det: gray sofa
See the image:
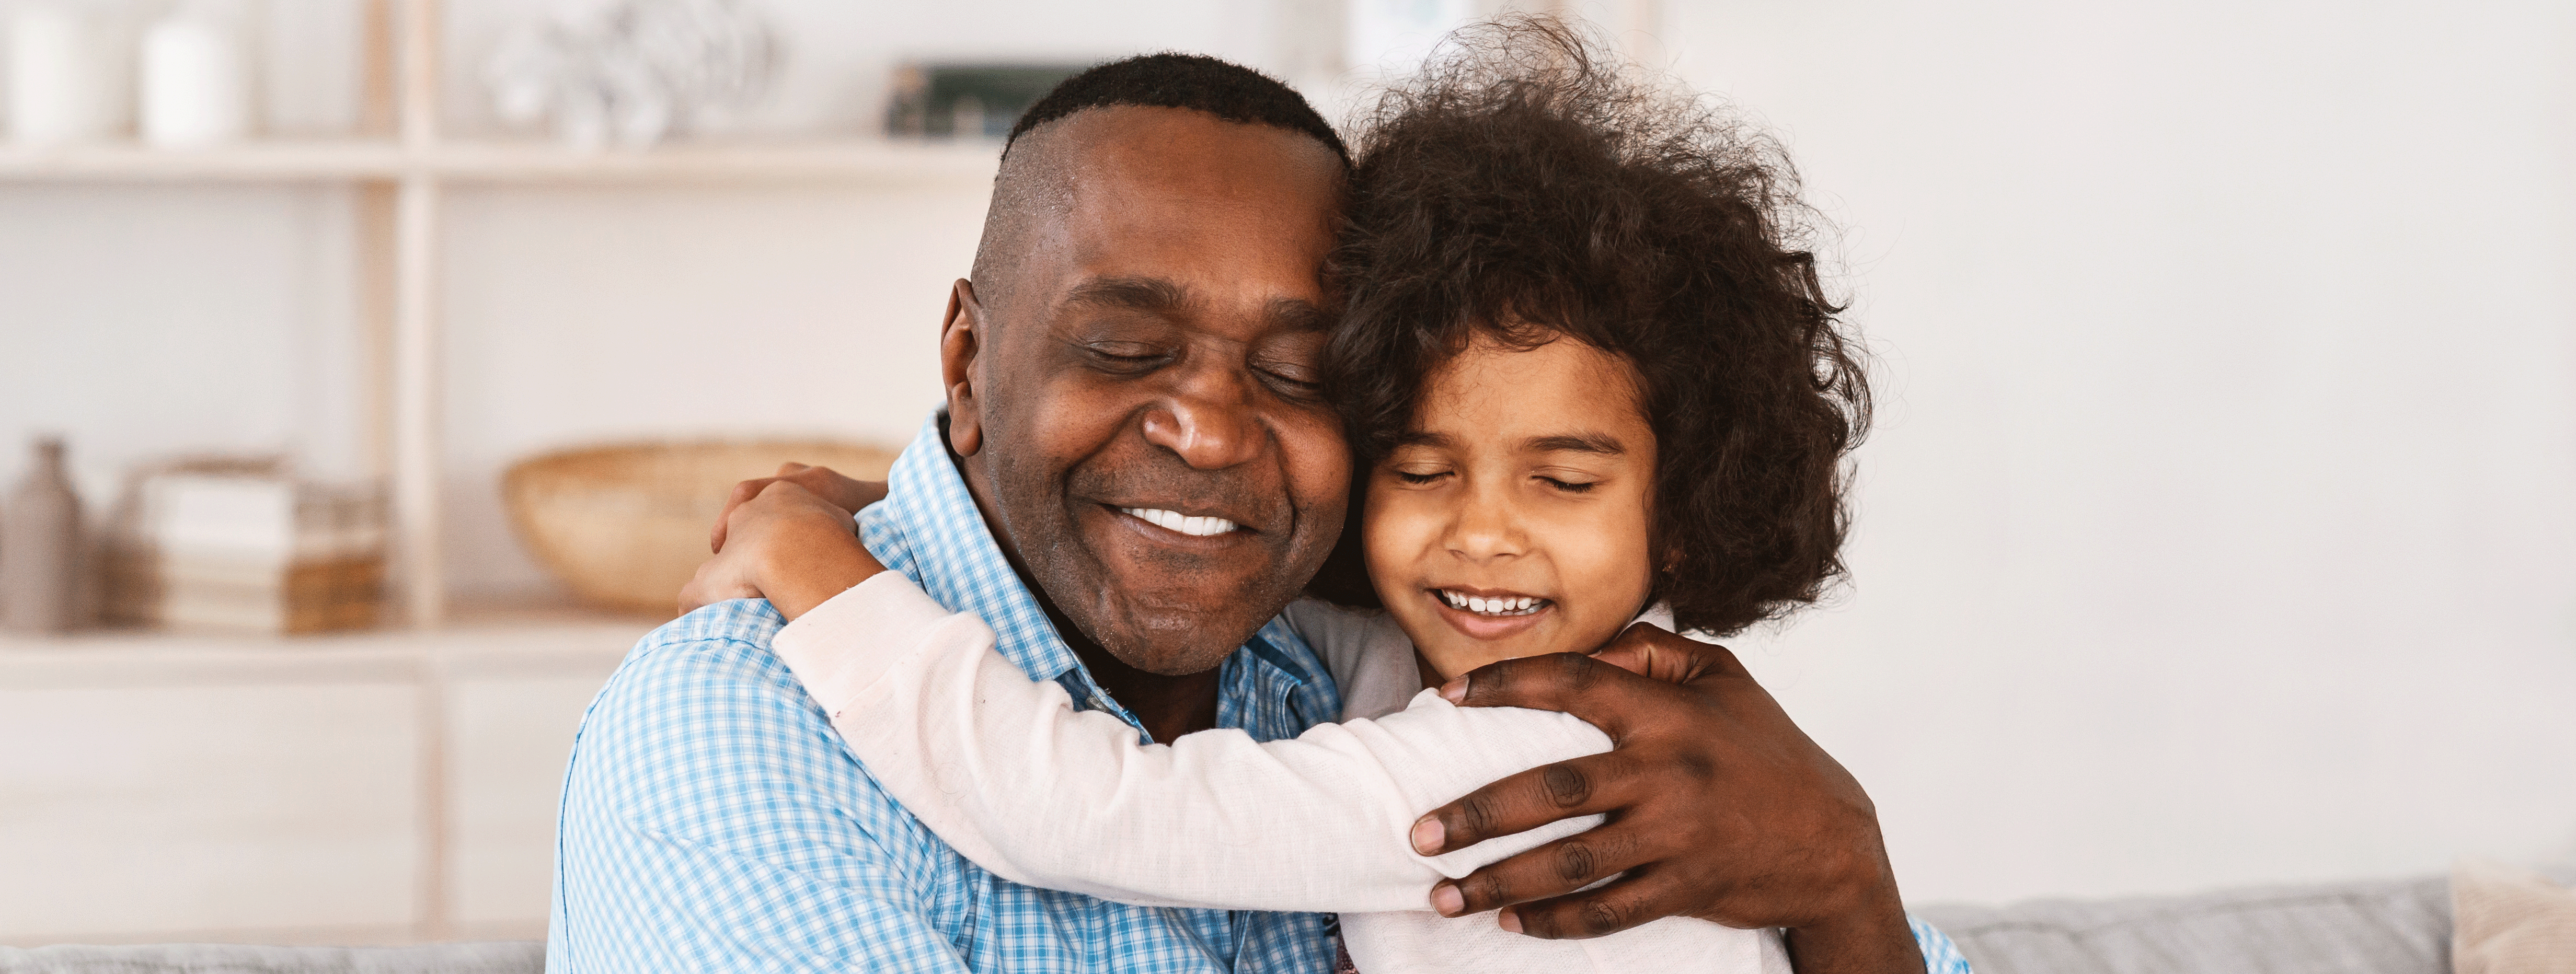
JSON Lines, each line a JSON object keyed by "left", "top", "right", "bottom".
{"left": 8, "top": 867, "right": 2559, "bottom": 973}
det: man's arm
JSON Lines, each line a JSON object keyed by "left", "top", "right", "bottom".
{"left": 1407, "top": 624, "right": 1956, "bottom": 973}
{"left": 550, "top": 604, "right": 969, "bottom": 973}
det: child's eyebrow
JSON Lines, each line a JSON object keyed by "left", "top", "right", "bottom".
{"left": 1525, "top": 433, "right": 1626, "bottom": 456}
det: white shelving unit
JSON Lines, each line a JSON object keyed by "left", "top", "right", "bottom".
{"left": 0, "top": 0, "right": 999, "bottom": 629}
{"left": 0, "top": 0, "right": 999, "bottom": 944}
{"left": 0, "top": 603, "right": 648, "bottom": 944}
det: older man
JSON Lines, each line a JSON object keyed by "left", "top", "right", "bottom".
{"left": 550, "top": 54, "right": 1957, "bottom": 972}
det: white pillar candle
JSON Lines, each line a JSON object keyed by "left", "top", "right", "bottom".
{"left": 140, "top": 6, "right": 251, "bottom": 147}
{"left": 7, "top": 6, "right": 119, "bottom": 146}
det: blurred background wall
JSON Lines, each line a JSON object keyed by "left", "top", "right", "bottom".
{"left": 1, "top": 0, "right": 2569, "bottom": 919}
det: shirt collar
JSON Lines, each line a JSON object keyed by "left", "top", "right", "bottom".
{"left": 860, "top": 412, "right": 1084, "bottom": 686}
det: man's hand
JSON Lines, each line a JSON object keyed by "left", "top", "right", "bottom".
{"left": 709, "top": 463, "right": 890, "bottom": 554}
{"left": 679, "top": 478, "right": 887, "bottom": 620}
{"left": 1411, "top": 623, "right": 1922, "bottom": 972}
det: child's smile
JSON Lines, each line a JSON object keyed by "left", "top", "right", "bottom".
{"left": 1428, "top": 585, "right": 1555, "bottom": 639}
{"left": 1364, "top": 329, "right": 1661, "bottom": 680}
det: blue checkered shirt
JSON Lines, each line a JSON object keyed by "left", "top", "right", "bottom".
{"left": 548, "top": 411, "right": 1975, "bottom": 973}
{"left": 548, "top": 413, "right": 1344, "bottom": 972}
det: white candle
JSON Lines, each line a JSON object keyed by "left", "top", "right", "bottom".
{"left": 7, "top": 6, "right": 119, "bottom": 146}
{"left": 141, "top": 6, "right": 251, "bottom": 147}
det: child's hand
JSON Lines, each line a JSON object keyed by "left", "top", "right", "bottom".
{"left": 709, "top": 462, "right": 889, "bottom": 554}
{"left": 679, "top": 480, "right": 886, "bottom": 620}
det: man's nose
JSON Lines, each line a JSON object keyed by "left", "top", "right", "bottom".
{"left": 1445, "top": 483, "right": 1527, "bottom": 562}
{"left": 1140, "top": 366, "right": 1264, "bottom": 470}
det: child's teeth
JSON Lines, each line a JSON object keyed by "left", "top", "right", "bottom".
{"left": 1439, "top": 590, "right": 1548, "bottom": 616}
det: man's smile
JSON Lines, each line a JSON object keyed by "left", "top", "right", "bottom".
{"left": 1116, "top": 506, "right": 1243, "bottom": 537}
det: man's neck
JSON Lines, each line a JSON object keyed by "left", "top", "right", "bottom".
{"left": 950, "top": 433, "right": 1225, "bottom": 743}
{"left": 1055, "top": 612, "right": 1222, "bottom": 744}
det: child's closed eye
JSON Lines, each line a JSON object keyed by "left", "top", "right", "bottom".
{"left": 1536, "top": 475, "right": 1598, "bottom": 494}
{"left": 1392, "top": 469, "right": 1452, "bottom": 486}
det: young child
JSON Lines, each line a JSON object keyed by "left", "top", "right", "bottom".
{"left": 710, "top": 20, "right": 1923, "bottom": 974}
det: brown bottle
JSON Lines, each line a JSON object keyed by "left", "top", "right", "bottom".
{"left": 2, "top": 438, "right": 85, "bottom": 635}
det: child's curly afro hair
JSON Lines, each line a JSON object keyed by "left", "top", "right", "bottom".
{"left": 1312, "top": 16, "right": 1871, "bottom": 637}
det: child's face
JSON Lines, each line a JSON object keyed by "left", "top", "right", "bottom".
{"left": 1362, "top": 331, "right": 1660, "bottom": 680}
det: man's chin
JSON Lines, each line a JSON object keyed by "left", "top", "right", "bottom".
{"left": 1091, "top": 595, "right": 1277, "bottom": 675}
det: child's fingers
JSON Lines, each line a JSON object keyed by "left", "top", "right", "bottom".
{"left": 709, "top": 476, "right": 781, "bottom": 552}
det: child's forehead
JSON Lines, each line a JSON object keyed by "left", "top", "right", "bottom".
{"left": 1425, "top": 330, "right": 1642, "bottom": 403}
{"left": 1407, "top": 332, "right": 1652, "bottom": 443}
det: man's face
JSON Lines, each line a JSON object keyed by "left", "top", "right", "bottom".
{"left": 946, "top": 107, "right": 1351, "bottom": 676}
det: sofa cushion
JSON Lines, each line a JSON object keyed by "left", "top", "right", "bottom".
{"left": 2452, "top": 859, "right": 2576, "bottom": 974}
{"left": 1913, "top": 876, "right": 2457, "bottom": 974}
{"left": 0, "top": 941, "right": 541, "bottom": 974}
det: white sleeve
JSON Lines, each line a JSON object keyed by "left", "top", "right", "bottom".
{"left": 772, "top": 572, "right": 1612, "bottom": 914}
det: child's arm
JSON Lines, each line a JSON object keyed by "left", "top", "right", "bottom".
{"left": 774, "top": 574, "right": 1614, "bottom": 914}
{"left": 681, "top": 474, "right": 887, "bottom": 619}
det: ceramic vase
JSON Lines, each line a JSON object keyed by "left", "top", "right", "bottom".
{"left": 2, "top": 438, "right": 85, "bottom": 635}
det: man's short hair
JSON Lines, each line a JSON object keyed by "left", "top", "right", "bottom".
{"left": 1003, "top": 53, "right": 1349, "bottom": 166}
{"left": 969, "top": 54, "right": 1348, "bottom": 317}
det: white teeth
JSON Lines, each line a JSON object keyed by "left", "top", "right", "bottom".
{"left": 1436, "top": 589, "right": 1546, "bottom": 617}
{"left": 1120, "top": 507, "right": 1237, "bottom": 537}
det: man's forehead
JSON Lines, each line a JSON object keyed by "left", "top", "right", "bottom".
{"left": 1014, "top": 106, "right": 1343, "bottom": 218}
{"left": 1007, "top": 107, "right": 1343, "bottom": 318}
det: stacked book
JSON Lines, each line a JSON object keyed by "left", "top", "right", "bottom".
{"left": 105, "top": 473, "right": 386, "bottom": 634}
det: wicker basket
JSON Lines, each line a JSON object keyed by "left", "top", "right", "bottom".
{"left": 502, "top": 440, "right": 900, "bottom": 613}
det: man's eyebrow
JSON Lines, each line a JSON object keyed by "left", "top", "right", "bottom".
{"left": 1263, "top": 297, "right": 1330, "bottom": 333}
{"left": 1526, "top": 433, "right": 1626, "bottom": 456}
{"left": 1063, "top": 276, "right": 1194, "bottom": 314}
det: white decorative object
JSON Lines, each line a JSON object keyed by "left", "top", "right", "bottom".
{"left": 7, "top": 5, "right": 124, "bottom": 146}
{"left": 140, "top": 2, "right": 253, "bottom": 148}
{"left": 484, "top": 0, "right": 781, "bottom": 150}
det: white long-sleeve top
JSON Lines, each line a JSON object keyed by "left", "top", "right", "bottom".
{"left": 772, "top": 572, "right": 1790, "bottom": 974}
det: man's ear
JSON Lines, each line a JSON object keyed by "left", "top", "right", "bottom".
{"left": 941, "top": 279, "right": 987, "bottom": 457}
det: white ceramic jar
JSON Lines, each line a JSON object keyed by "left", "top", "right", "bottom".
{"left": 140, "top": 3, "right": 252, "bottom": 147}
{"left": 6, "top": 5, "right": 125, "bottom": 146}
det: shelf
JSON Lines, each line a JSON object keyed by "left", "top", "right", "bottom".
{"left": 430, "top": 138, "right": 1002, "bottom": 184}
{"left": 0, "top": 137, "right": 1002, "bottom": 185}
{"left": 0, "top": 598, "right": 657, "bottom": 689}
{"left": 0, "top": 140, "right": 408, "bottom": 181}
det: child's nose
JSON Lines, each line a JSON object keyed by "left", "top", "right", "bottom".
{"left": 1445, "top": 489, "right": 1527, "bottom": 561}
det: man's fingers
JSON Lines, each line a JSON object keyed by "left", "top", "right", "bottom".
{"left": 1447, "top": 652, "right": 1682, "bottom": 740}
{"left": 1496, "top": 870, "right": 1687, "bottom": 941}
{"left": 1413, "top": 751, "right": 1643, "bottom": 855}
{"left": 1429, "top": 821, "right": 1654, "bottom": 918}
{"left": 1585, "top": 623, "right": 1742, "bottom": 686}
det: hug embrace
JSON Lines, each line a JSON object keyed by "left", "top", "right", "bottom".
{"left": 550, "top": 17, "right": 1975, "bottom": 974}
